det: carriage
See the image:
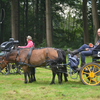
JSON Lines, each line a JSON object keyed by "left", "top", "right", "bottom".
{"left": 60, "top": 50, "right": 100, "bottom": 86}
{"left": 0, "top": 38, "right": 22, "bottom": 75}
{"left": 0, "top": 42, "right": 100, "bottom": 86}
{"left": 0, "top": 38, "right": 100, "bottom": 86}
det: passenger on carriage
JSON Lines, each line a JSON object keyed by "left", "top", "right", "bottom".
{"left": 67, "top": 28, "right": 100, "bottom": 67}
{"left": 18, "top": 35, "right": 34, "bottom": 48}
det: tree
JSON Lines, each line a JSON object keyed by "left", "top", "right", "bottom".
{"left": 11, "top": 0, "right": 19, "bottom": 40}
{"left": 91, "top": 0, "right": 99, "bottom": 43}
{"left": 0, "top": 8, "right": 5, "bottom": 43}
{"left": 46, "top": 0, "right": 52, "bottom": 47}
{"left": 83, "top": 0, "right": 89, "bottom": 44}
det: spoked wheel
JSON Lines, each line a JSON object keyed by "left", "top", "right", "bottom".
{"left": 80, "top": 62, "right": 100, "bottom": 86}
{"left": 0, "top": 63, "right": 23, "bottom": 75}
{"left": 0, "top": 63, "right": 10, "bottom": 75}
{"left": 8, "top": 63, "right": 23, "bottom": 74}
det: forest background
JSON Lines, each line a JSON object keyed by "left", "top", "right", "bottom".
{"left": 0, "top": 0, "right": 100, "bottom": 50}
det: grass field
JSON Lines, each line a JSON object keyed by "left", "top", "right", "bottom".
{"left": 0, "top": 57, "right": 100, "bottom": 100}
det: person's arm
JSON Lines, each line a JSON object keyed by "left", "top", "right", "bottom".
{"left": 19, "top": 41, "right": 34, "bottom": 48}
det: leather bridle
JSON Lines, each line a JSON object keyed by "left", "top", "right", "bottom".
{"left": 0, "top": 59, "right": 6, "bottom": 70}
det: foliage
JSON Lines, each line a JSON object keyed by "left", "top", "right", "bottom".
{"left": 0, "top": 0, "right": 100, "bottom": 49}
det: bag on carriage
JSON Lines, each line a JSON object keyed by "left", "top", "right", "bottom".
{"left": 69, "top": 55, "right": 79, "bottom": 69}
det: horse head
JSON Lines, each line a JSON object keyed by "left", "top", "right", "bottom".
{"left": 0, "top": 49, "right": 18, "bottom": 70}
{"left": 0, "top": 56, "right": 8, "bottom": 70}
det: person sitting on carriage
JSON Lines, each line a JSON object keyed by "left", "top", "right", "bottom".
{"left": 18, "top": 35, "right": 34, "bottom": 48}
{"left": 67, "top": 28, "right": 100, "bottom": 67}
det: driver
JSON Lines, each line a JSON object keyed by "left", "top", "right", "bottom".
{"left": 67, "top": 28, "right": 100, "bottom": 67}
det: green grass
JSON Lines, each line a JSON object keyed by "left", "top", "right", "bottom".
{"left": 0, "top": 57, "right": 100, "bottom": 100}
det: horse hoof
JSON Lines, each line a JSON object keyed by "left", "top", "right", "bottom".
{"left": 65, "top": 79, "right": 68, "bottom": 82}
{"left": 24, "top": 82, "right": 27, "bottom": 84}
{"left": 29, "top": 81, "right": 32, "bottom": 83}
{"left": 59, "top": 81, "right": 62, "bottom": 84}
{"left": 50, "top": 82, "right": 55, "bottom": 85}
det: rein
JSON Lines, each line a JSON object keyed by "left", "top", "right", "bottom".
{"left": 15, "top": 47, "right": 34, "bottom": 66}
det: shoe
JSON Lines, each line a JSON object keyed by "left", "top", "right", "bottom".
{"left": 67, "top": 49, "right": 79, "bottom": 56}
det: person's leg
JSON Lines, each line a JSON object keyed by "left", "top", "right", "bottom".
{"left": 81, "top": 50, "right": 92, "bottom": 67}
{"left": 78, "top": 44, "right": 89, "bottom": 52}
{"left": 67, "top": 44, "right": 89, "bottom": 56}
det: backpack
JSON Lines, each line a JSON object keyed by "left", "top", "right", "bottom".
{"left": 69, "top": 55, "right": 79, "bottom": 68}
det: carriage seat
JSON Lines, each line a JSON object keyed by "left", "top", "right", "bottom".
{"left": 92, "top": 48, "right": 100, "bottom": 61}
{"left": 0, "top": 38, "right": 19, "bottom": 52}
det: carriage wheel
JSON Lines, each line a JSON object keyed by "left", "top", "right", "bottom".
{"left": 1, "top": 63, "right": 23, "bottom": 75}
{"left": 0, "top": 63, "right": 10, "bottom": 75}
{"left": 8, "top": 63, "right": 23, "bottom": 74}
{"left": 79, "top": 62, "right": 100, "bottom": 86}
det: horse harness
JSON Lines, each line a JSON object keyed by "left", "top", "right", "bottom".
{"left": 0, "top": 47, "right": 57, "bottom": 69}
{"left": 15, "top": 47, "right": 51, "bottom": 67}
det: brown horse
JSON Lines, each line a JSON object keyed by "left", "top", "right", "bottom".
{"left": 0, "top": 47, "right": 67, "bottom": 84}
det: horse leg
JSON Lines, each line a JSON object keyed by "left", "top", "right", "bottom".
{"left": 23, "top": 66, "right": 32, "bottom": 83}
{"left": 30, "top": 67, "right": 36, "bottom": 82}
{"left": 50, "top": 71, "right": 56, "bottom": 84}
{"left": 30, "top": 67, "right": 34, "bottom": 82}
{"left": 61, "top": 72, "right": 62, "bottom": 82}
{"left": 63, "top": 65, "right": 68, "bottom": 82}
{"left": 57, "top": 72, "right": 62, "bottom": 84}
{"left": 62, "top": 54, "right": 68, "bottom": 82}
{"left": 58, "top": 65, "right": 63, "bottom": 82}
{"left": 24, "top": 72, "right": 28, "bottom": 84}
{"left": 27, "top": 72, "right": 32, "bottom": 83}
{"left": 33, "top": 68, "right": 36, "bottom": 81}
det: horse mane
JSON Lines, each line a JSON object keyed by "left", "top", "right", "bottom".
{"left": 47, "top": 49, "right": 64, "bottom": 66}
{"left": 3, "top": 48, "right": 22, "bottom": 60}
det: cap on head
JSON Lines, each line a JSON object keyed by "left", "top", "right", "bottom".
{"left": 27, "top": 35, "right": 32, "bottom": 40}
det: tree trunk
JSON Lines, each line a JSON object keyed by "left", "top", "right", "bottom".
{"left": 18, "top": 0, "right": 20, "bottom": 42}
{"left": 46, "top": 0, "right": 52, "bottom": 47}
{"left": 26, "top": 0, "right": 28, "bottom": 35}
{"left": 36, "top": 0, "right": 39, "bottom": 40}
{"left": 0, "top": 7, "right": 5, "bottom": 43}
{"left": 32, "top": 0, "right": 35, "bottom": 40}
{"left": 22, "top": 0, "right": 25, "bottom": 44}
{"left": 91, "top": 0, "right": 99, "bottom": 43}
{"left": 83, "top": 0, "right": 89, "bottom": 44}
{"left": 11, "top": 0, "right": 19, "bottom": 40}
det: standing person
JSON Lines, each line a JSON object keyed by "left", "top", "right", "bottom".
{"left": 18, "top": 35, "right": 34, "bottom": 48}
{"left": 67, "top": 28, "right": 100, "bottom": 67}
